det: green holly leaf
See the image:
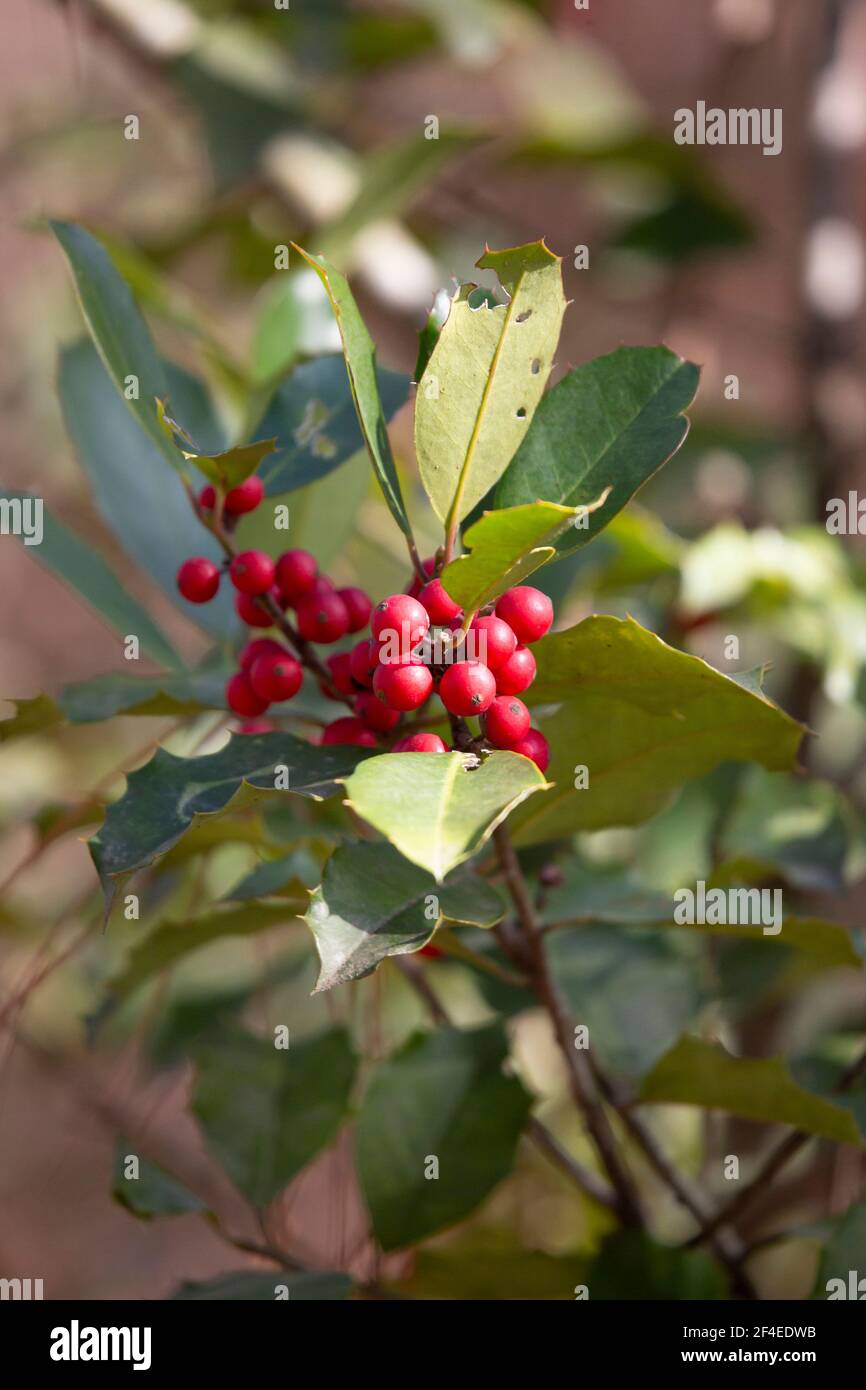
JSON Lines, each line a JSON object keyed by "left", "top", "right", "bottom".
{"left": 57, "top": 665, "right": 234, "bottom": 724}
{"left": 292, "top": 246, "right": 412, "bottom": 539}
{"left": 343, "top": 751, "right": 549, "bottom": 881}
{"left": 192, "top": 1027, "right": 356, "bottom": 1206}
{"left": 112, "top": 1142, "right": 204, "bottom": 1220}
{"left": 547, "top": 927, "right": 703, "bottom": 1078}
{"left": 356, "top": 1023, "right": 532, "bottom": 1249}
{"left": 511, "top": 616, "right": 803, "bottom": 845}
{"left": 0, "top": 490, "right": 181, "bottom": 670}
{"left": 441, "top": 498, "right": 607, "bottom": 614}
{"left": 494, "top": 347, "right": 699, "bottom": 557}
{"left": 415, "top": 241, "right": 566, "bottom": 528}
{"left": 640, "top": 1036, "right": 866, "bottom": 1147}
{"left": 157, "top": 400, "right": 276, "bottom": 490}
{"left": 89, "top": 734, "right": 375, "bottom": 914}
{"left": 305, "top": 841, "right": 506, "bottom": 991}
{"left": 253, "top": 356, "right": 410, "bottom": 495}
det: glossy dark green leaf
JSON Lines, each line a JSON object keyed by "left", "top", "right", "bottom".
{"left": 588, "top": 1231, "right": 725, "bottom": 1300}
{"left": 0, "top": 490, "right": 180, "bottom": 669}
{"left": 356, "top": 1023, "right": 532, "bottom": 1249}
{"left": 192, "top": 1027, "right": 356, "bottom": 1206}
{"left": 58, "top": 340, "right": 237, "bottom": 639}
{"left": 228, "top": 849, "right": 322, "bottom": 900}
{"left": 304, "top": 842, "right": 505, "bottom": 991}
{"left": 252, "top": 355, "right": 410, "bottom": 496}
{"left": 89, "top": 733, "right": 375, "bottom": 913}
{"left": 547, "top": 927, "right": 703, "bottom": 1078}
{"left": 494, "top": 347, "right": 699, "bottom": 558}
{"left": 292, "top": 247, "right": 413, "bottom": 538}
{"left": 112, "top": 1142, "right": 204, "bottom": 1220}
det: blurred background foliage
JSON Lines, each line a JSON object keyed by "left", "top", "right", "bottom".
{"left": 3, "top": 0, "right": 866, "bottom": 1299}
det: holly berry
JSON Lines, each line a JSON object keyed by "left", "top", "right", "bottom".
{"left": 177, "top": 557, "right": 220, "bottom": 603}
{"left": 349, "top": 638, "right": 378, "bottom": 689}
{"left": 224, "top": 475, "right": 264, "bottom": 515}
{"left": 495, "top": 586, "right": 553, "bottom": 644}
{"left": 484, "top": 695, "right": 531, "bottom": 748}
{"left": 393, "top": 732, "right": 449, "bottom": 753}
{"left": 439, "top": 660, "right": 496, "bottom": 716}
{"left": 418, "top": 942, "right": 444, "bottom": 958}
{"left": 373, "top": 659, "right": 433, "bottom": 712}
{"left": 235, "top": 590, "right": 277, "bottom": 627}
{"left": 355, "top": 691, "right": 401, "bottom": 733}
{"left": 511, "top": 728, "right": 550, "bottom": 772}
{"left": 295, "top": 590, "right": 350, "bottom": 644}
{"left": 407, "top": 556, "right": 437, "bottom": 598}
{"left": 239, "top": 637, "right": 284, "bottom": 672}
{"left": 238, "top": 719, "right": 274, "bottom": 734}
{"left": 337, "top": 586, "right": 373, "bottom": 633}
{"left": 495, "top": 645, "right": 536, "bottom": 695}
{"left": 322, "top": 652, "right": 356, "bottom": 699}
{"left": 372, "top": 594, "right": 429, "bottom": 657}
{"left": 226, "top": 672, "right": 269, "bottom": 717}
{"left": 419, "top": 579, "right": 462, "bottom": 626}
{"left": 230, "top": 550, "right": 276, "bottom": 595}
{"left": 321, "top": 717, "right": 378, "bottom": 747}
{"left": 471, "top": 614, "right": 517, "bottom": 673}
{"left": 249, "top": 651, "right": 303, "bottom": 703}
{"left": 198, "top": 484, "right": 216, "bottom": 511}
{"left": 276, "top": 549, "right": 318, "bottom": 604}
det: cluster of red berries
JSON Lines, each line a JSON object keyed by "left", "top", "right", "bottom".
{"left": 175, "top": 478, "right": 551, "bottom": 770}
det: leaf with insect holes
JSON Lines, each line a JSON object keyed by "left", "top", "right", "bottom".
{"left": 356, "top": 1023, "right": 532, "bottom": 1250}
{"left": 304, "top": 841, "right": 506, "bottom": 991}
{"left": 415, "top": 242, "right": 566, "bottom": 528}
{"left": 494, "top": 346, "right": 699, "bottom": 558}
{"left": 0, "top": 490, "right": 181, "bottom": 670}
{"left": 441, "top": 496, "right": 609, "bottom": 614}
{"left": 192, "top": 1026, "right": 356, "bottom": 1206}
{"left": 509, "top": 615, "right": 803, "bottom": 846}
{"left": 89, "top": 734, "right": 375, "bottom": 917}
{"left": 343, "top": 751, "right": 550, "bottom": 882}
{"left": 640, "top": 1036, "right": 865, "bottom": 1147}
{"left": 292, "top": 246, "right": 412, "bottom": 539}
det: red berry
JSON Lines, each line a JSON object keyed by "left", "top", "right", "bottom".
{"left": 496, "top": 645, "right": 536, "bottom": 695}
{"left": 418, "top": 942, "right": 444, "bottom": 958}
{"left": 373, "top": 659, "right": 433, "bottom": 712}
{"left": 484, "top": 695, "right": 531, "bottom": 748}
{"left": 337, "top": 586, "right": 373, "bottom": 633}
{"left": 356, "top": 691, "right": 401, "bottom": 733}
{"left": 321, "top": 717, "right": 378, "bottom": 747}
{"left": 322, "top": 652, "right": 355, "bottom": 699}
{"left": 230, "top": 550, "right": 276, "bottom": 595}
{"left": 238, "top": 719, "right": 274, "bottom": 734}
{"left": 235, "top": 590, "right": 277, "bottom": 627}
{"left": 239, "top": 637, "right": 284, "bottom": 672}
{"left": 511, "top": 728, "right": 550, "bottom": 773}
{"left": 407, "top": 557, "right": 437, "bottom": 598}
{"left": 177, "top": 557, "right": 221, "bottom": 603}
{"left": 226, "top": 672, "right": 269, "bottom": 717}
{"left": 439, "top": 661, "right": 496, "bottom": 716}
{"left": 470, "top": 615, "right": 517, "bottom": 672}
{"left": 419, "top": 578, "right": 462, "bottom": 625}
{"left": 372, "top": 594, "right": 430, "bottom": 657}
{"left": 249, "top": 651, "right": 303, "bottom": 702}
{"left": 198, "top": 484, "right": 216, "bottom": 510}
{"left": 296, "top": 590, "right": 350, "bottom": 644}
{"left": 224, "top": 475, "right": 264, "bottom": 515}
{"left": 495, "top": 586, "right": 553, "bottom": 644}
{"left": 393, "top": 732, "right": 449, "bottom": 753}
{"left": 349, "top": 638, "right": 378, "bottom": 689}
{"left": 276, "top": 549, "right": 318, "bottom": 604}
